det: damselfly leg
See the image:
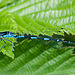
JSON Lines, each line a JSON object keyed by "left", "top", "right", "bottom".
{"left": 0, "top": 37, "right": 6, "bottom": 50}
{"left": 0, "top": 37, "right": 2, "bottom": 42}
{"left": 3, "top": 37, "right": 13, "bottom": 51}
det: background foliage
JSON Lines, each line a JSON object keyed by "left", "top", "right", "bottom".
{"left": 0, "top": 0, "right": 75, "bottom": 75}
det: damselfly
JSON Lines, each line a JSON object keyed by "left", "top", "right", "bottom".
{"left": 0, "top": 31, "right": 75, "bottom": 51}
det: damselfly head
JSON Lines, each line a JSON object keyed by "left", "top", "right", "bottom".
{"left": 8, "top": 31, "right": 13, "bottom": 35}
{"left": 0, "top": 31, "right": 12, "bottom": 36}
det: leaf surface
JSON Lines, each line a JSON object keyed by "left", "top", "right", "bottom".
{"left": 0, "top": 0, "right": 75, "bottom": 75}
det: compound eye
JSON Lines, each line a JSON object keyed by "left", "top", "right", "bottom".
{"left": 8, "top": 31, "right": 13, "bottom": 36}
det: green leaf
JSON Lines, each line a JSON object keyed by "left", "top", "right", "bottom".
{"left": 0, "top": 0, "right": 75, "bottom": 75}
{"left": 0, "top": 0, "right": 14, "bottom": 8}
